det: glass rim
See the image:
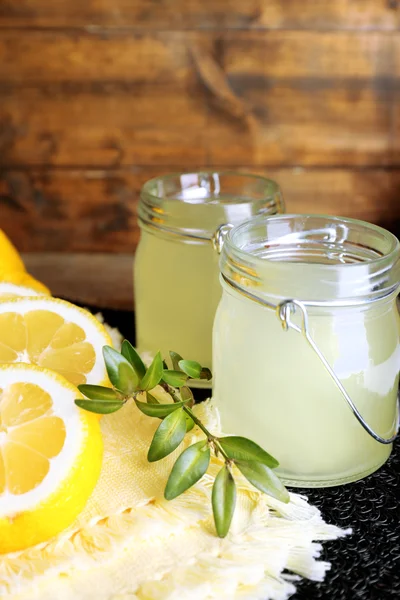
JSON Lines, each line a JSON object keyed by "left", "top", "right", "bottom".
{"left": 140, "top": 170, "right": 282, "bottom": 205}
{"left": 139, "top": 171, "right": 284, "bottom": 240}
{"left": 221, "top": 213, "right": 400, "bottom": 304}
{"left": 227, "top": 213, "right": 400, "bottom": 269}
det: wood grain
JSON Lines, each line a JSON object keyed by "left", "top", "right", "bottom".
{"left": 0, "top": 0, "right": 398, "bottom": 30}
{"left": 0, "top": 85, "right": 393, "bottom": 168}
{"left": 0, "top": 88, "right": 208, "bottom": 167}
{"left": 0, "top": 31, "right": 190, "bottom": 83}
{"left": 1, "top": 29, "right": 393, "bottom": 81}
{"left": 1, "top": 2, "right": 399, "bottom": 265}
{"left": 2, "top": 167, "right": 400, "bottom": 253}
{"left": 0, "top": 31, "right": 397, "bottom": 168}
{"left": 22, "top": 253, "right": 134, "bottom": 310}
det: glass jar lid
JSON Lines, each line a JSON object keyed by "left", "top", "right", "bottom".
{"left": 221, "top": 214, "right": 400, "bottom": 305}
{"left": 139, "top": 171, "right": 284, "bottom": 241}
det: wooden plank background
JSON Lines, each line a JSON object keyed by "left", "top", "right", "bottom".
{"left": 0, "top": 0, "right": 400, "bottom": 306}
{"left": 1, "top": 1, "right": 399, "bottom": 29}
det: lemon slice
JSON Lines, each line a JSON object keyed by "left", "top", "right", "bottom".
{"left": 0, "top": 230, "right": 26, "bottom": 274}
{"left": 0, "top": 297, "right": 112, "bottom": 387}
{"left": 0, "top": 281, "right": 49, "bottom": 301}
{"left": 0, "top": 364, "right": 103, "bottom": 553}
{"left": 0, "top": 270, "right": 50, "bottom": 299}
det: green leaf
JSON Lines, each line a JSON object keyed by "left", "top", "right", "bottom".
{"left": 180, "top": 388, "right": 195, "bottom": 430}
{"left": 78, "top": 384, "right": 118, "bottom": 401}
{"left": 103, "top": 346, "right": 139, "bottom": 394}
{"left": 169, "top": 351, "right": 183, "bottom": 371}
{"left": 121, "top": 340, "right": 146, "bottom": 379}
{"left": 165, "top": 441, "right": 210, "bottom": 500}
{"left": 185, "top": 413, "right": 195, "bottom": 432}
{"left": 235, "top": 461, "right": 289, "bottom": 503}
{"left": 162, "top": 370, "right": 188, "bottom": 388}
{"left": 212, "top": 465, "right": 237, "bottom": 538}
{"left": 139, "top": 352, "right": 163, "bottom": 391}
{"left": 117, "top": 363, "right": 139, "bottom": 395}
{"left": 135, "top": 398, "right": 190, "bottom": 418}
{"left": 75, "top": 398, "right": 124, "bottom": 415}
{"left": 178, "top": 359, "right": 202, "bottom": 379}
{"left": 147, "top": 408, "right": 187, "bottom": 462}
{"left": 219, "top": 436, "right": 279, "bottom": 469}
{"left": 146, "top": 391, "right": 160, "bottom": 404}
{"left": 199, "top": 367, "right": 212, "bottom": 381}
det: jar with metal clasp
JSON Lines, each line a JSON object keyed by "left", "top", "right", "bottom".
{"left": 213, "top": 214, "right": 400, "bottom": 485}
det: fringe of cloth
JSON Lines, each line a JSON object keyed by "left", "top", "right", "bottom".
{"left": 1, "top": 482, "right": 350, "bottom": 600}
{"left": 0, "top": 333, "right": 351, "bottom": 600}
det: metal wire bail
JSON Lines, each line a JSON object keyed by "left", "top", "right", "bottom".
{"left": 212, "top": 224, "right": 234, "bottom": 254}
{"left": 277, "top": 299, "right": 400, "bottom": 445}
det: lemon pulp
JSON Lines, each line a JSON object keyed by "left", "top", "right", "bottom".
{"left": 0, "top": 311, "right": 95, "bottom": 386}
{"left": 0, "top": 383, "right": 66, "bottom": 495}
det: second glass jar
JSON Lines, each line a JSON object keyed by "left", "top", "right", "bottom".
{"left": 213, "top": 214, "right": 400, "bottom": 486}
{"left": 134, "top": 172, "right": 284, "bottom": 385}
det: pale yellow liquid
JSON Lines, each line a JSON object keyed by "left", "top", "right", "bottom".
{"left": 213, "top": 282, "right": 400, "bottom": 486}
{"left": 134, "top": 198, "right": 269, "bottom": 381}
{"left": 135, "top": 231, "right": 220, "bottom": 377}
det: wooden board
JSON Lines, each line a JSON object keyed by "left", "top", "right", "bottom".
{"left": 0, "top": 30, "right": 395, "bottom": 82}
{"left": 22, "top": 253, "right": 134, "bottom": 310}
{"left": 0, "top": 31, "right": 397, "bottom": 168}
{"left": 2, "top": 167, "right": 400, "bottom": 253}
{"left": 0, "top": 31, "right": 190, "bottom": 83}
{"left": 0, "top": 0, "right": 398, "bottom": 30}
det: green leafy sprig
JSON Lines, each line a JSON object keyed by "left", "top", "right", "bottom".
{"left": 75, "top": 340, "right": 289, "bottom": 537}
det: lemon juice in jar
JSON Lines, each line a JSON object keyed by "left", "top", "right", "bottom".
{"left": 134, "top": 172, "right": 284, "bottom": 385}
{"left": 213, "top": 215, "right": 400, "bottom": 486}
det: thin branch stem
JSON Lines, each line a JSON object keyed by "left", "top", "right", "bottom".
{"left": 182, "top": 406, "right": 212, "bottom": 437}
{"left": 182, "top": 406, "right": 231, "bottom": 462}
{"left": 168, "top": 386, "right": 231, "bottom": 461}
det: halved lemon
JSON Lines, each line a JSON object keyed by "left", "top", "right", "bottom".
{"left": 0, "top": 363, "right": 103, "bottom": 553}
{"left": 0, "top": 297, "right": 112, "bottom": 387}
{"left": 0, "top": 230, "right": 26, "bottom": 274}
{"left": 0, "top": 274, "right": 50, "bottom": 300}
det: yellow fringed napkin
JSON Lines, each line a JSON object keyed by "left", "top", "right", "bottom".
{"left": 1, "top": 397, "right": 350, "bottom": 600}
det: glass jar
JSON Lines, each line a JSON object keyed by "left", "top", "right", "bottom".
{"left": 213, "top": 214, "right": 400, "bottom": 486}
{"left": 134, "top": 172, "right": 284, "bottom": 385}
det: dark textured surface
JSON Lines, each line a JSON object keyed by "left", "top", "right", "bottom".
{"left": 295, "top": 444, "right": 400, "bottom": 600}
{"left": 97, "top": 306, "right": 400, "bottom": 600}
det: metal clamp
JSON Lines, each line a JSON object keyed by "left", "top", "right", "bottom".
{"left": 221, "top": 273, "right": 399, "bottom": 445}
{"left": 277, "top": 299, "right": 399, "bottom": 445}
{"left": 212, "top": 224, "right": 234, "bottom": 254}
